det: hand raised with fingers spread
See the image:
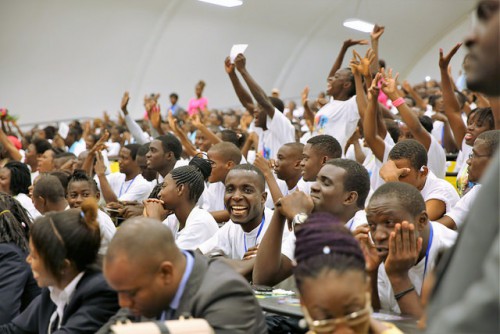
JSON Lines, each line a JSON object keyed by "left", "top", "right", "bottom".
{"left": 224, "top": 56, "right": 235, "bottom": 74}
{"left": 438, "top": 43, "right": 462, "bottom": 70}
{"left": 234, "top": 53, "right": 247, "bottom": 72}
{"left": 191, "top": 113, "right": 202, "bottom": 129}
{"left": 368, "top": 72, "right": 382, "bottom": 102}
{"left": 380, "top": 68, "right": 400, "bottom": 98}
{"left": 371, "top": 24, "right": 385, "bottom": 41}
{"left": 351, "top": 49, "right": 375, "bottom": 77}
{"left": 384, "top": 221, "right": 423, "bottom": 278}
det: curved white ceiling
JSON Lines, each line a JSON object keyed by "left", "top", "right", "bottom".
{"left": 0, "top": 0, "right": 477, "bottom": 125}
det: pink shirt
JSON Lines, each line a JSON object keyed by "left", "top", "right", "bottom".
{"left": 187, "top": 97, "right": 208, "bottom": 116}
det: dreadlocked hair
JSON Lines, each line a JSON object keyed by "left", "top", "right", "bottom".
{"left": 0, "top": 193, "right": 34, "bottom": 252}
{"left": 170, "top": 163, "right": 209, "bottom": 203}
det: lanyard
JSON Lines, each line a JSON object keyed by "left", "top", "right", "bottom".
{"left": 347, "top": 217, "right": 355, "bottom": 231}
{"left": 119, "top": 175, "right": 137, "bottom": 197}
{"left": 244, "top": 215, "right": 266, "bottom": 253}
{"left": 423, "top": 223, "right": 434, "bottom": 280}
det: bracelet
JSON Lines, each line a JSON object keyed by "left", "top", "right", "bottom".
{"left": 394, "top": 285, "right": 415, "bottom": 300}
{"left": 392, "top": 97, "right": 405, "bottom": 108}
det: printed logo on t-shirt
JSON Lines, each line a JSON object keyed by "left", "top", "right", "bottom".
{"left": 260, "top": 147, "right": 271, "bottom": 159}
{"left": 314, "top": 115, "right": 328, "bottom": 133}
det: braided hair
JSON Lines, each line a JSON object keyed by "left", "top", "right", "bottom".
{"left": 3, "top": 161, "right": 31, "bottom": 195}
{"left": 0, "top": 193, "right": 33, "bottom": 252}
{"left": 293, "top": 212, "right": 366, "bottom": 289}
{"left": 170, "top": 157, "right": 211, "bottom": 203}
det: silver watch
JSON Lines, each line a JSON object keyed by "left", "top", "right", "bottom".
{"left": 292, "top": 213, "right": 308, "bottom": 230}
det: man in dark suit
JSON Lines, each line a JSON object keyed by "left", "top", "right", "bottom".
{"left": 98, "top": 217, "right": 268, "bottom": 334}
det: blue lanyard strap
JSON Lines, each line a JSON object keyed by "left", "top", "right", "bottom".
{"left": 423, "top": 223, "right": 434, "bottom": 279}
{"left": 244, "top": 215, "right": 266, "bottom": 253}
{"left": 119, "top": 175, "right": 137, "bottom": 197}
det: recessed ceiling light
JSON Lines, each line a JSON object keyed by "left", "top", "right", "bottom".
{"left": 198, "top": 0, "right": 243, "bottom": 7}
{"left": 343, "top": 19, "right": 374, "bottom": 33}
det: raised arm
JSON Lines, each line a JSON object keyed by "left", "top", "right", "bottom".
{"left": 225, "top": 56, "right": 256, "bottom": 113}
{"left": 301, "top": 86, "right": 315, "bottom": 127}
{"left": 382, "top": 69, "right": 432, "bottom": 150}
{"left": 167, "top": 111, "right": 198, "bottom": 158}
{"left": 350, "top": 48, "right": 375, "bottom": 119}
{"left": 253, "top": 155, "right": 284, "bottom": 204}
{"left": 369, "top": 25, "right": 385, "bottom": 74}
{"left": 120, "top": 92, "right": 150, "bottom": 144}
{"left": 234, "top": 54, "right": 276, "bottom": 119}
{"left": 191, "top": 114, "right": 222, "bottom": 146}
{"left": 328, "top": 39, "right": 368, "bottom": 80}
{"left": 439, "top": 43, "right": 467, "bottom": 145}
{"left": 95, "top": 151, "right": 118, "bottom": 204}
{"left": 0, "top": 126, "right": 22, "bottom": 161}
{"left": 363, "top": 73, "right": 387, "bottom": 161}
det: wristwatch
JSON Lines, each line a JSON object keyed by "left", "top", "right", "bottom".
{"left": 292, "top": 213, "right": 308, "bottom": 230}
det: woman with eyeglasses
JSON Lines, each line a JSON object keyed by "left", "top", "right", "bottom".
{"left": 294, "top": 212, "right": 402, "bottom": 334}
{"left": 0, "top": 198, "right": 119, "bottom": 333}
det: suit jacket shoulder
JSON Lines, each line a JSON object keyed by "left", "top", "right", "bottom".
{"left": 0, "top": 269, "right": 119, "bottom": 334}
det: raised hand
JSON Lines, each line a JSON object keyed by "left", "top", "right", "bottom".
{"left": 384, "top": 221, "right": 423, "bottom": 278}
{"left": 371, "top": 24, "right": 385, "bottom": 41}
{"left": 343, "top": 38, "right": 369, "bottom": 49}
{"left": 121, "top": 92, "right": 130, "bottom": 114}
{"left": 438, "top": 43, "right": 462, "bottom": 70}
{"left": 150, "top": 107, "right": 162, "bottom": 131}
{"left": 224, "top": 56, "right": 235, "bottom": 74}
{"left": 191, "top": 113, "right": 202, "bottom": 129}
{"left": 90, "top": 130, "right": 110, "bottom": 154}
{"left": 380, "top": 68, "right": 400, "bottom": 98}
{"left": 353, "top": 224, "right": 382, "bottom": 273}
{"left": 94, "top": 151, "right": 106, "bottom": 176}
{"left": 368, "top": 72, "right": 382, "bottom": 102}
{"left": 402, "top": 80, "right": 413, "bottom": 93}
{"left": 301, "top": 86, "right": 310, "bottom": 106}
{"left": 234, "top": 53, "right": 247, "bottom": 72}
{"left": 351, "top": 49, "right": 375, "bottom": 77}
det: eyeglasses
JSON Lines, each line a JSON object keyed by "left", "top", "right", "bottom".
{"left": 468, "top": 152, "right": 490, "bottom": 159}
{"left": 301, "top": 293, "right": 372, "bottom": 333}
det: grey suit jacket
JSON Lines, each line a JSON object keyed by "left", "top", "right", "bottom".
{"left": 426, "top": 151, "right": 500, "bottom": 333}
{"left": 98, "top": 252, "right": 268, "bottom": 334}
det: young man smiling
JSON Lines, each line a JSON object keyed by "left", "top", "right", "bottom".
{"left": 199, "top": 164, "right": 289, "bottom": 278}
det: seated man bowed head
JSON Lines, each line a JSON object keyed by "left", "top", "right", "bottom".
{"left": 98, "top": 217, "right": 267, "bottom": 334}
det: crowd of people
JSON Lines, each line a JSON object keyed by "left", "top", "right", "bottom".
{"left": 0, "top": 1, "right": 498, "bottom": 333}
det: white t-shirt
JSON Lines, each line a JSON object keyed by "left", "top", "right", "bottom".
{"left": 198, "top": 208, "right": 287, "bottom": 259}
{"left": 106, "top": 141, "right": 121, "bottom": 157}
{"left": 377, "top": 221, "right": 457, "bottom": 314}
{"left": 312, "top": 96, "right": 360, "bottom": 151}
{"left": 15, "top": 193, "right": 41, "bottom": 220}
{"left": 281, "top": 210, "right": 368, "bottom": 262}
{"left": 421, "top": 171, "right": 459, "bottom": 214}
{"left": 257, "top": 109, "right": 295, "bottom": 160}
{"left": 454, "top": 139, "right": 472, "bottom": 173}
{"left": 296, "top": 178, "right": 314, "bottom": 195}
{"left": 427, "top": 135, "right": 447, "bottom": 179}
{"left": 162, "top": 207, "right": 219, "bottom": 250}
{"left": 96, "top": 209, "right": 117, "bottom": 256}
{"left": 201, "top": 181, "right": 226, "bottom": 212}
{"left": 445, "top": 184, "right": 481, "bottom": 229}
{"left": 98, "top": 173, "right": 152, "bottom": 202}
{"left": 430, "top": 120, "right": 444, "bottom": 146}
{"left": 368, "top": 134, "right": 395, "bottom": 192}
